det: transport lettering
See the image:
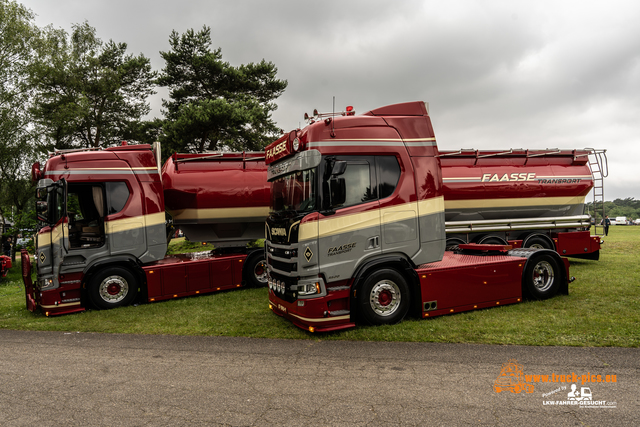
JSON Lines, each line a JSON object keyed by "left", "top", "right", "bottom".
{"left": 537, "top": 178, "right": 581, "bottom": 184}
{"left": 327, "top": 242, "right": 356, "bottom": 256}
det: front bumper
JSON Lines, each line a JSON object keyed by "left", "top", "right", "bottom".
{"left": 268, "top": 286, "right": 355, "bottom": 332}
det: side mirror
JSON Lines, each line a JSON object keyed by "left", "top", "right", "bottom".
{"left": 36, "top": 201, "right": 48, "bottom": 223}
{"left": 329, "top": 177, "right": 346, "bottom": 208}
{"left": 331, "top": 160, "right": 347, "bottom": 176}
{"left": 36, "top": 200, "right": 48, "bottom": 213}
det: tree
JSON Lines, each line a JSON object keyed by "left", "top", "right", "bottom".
{"left": 586, "top": 198, "right": 640, "bottom": 224}
{"left": 157, "top": 26, "right": 287, "bottom": 154}
{"left": 30, "top": 22, "right": 156, "bottom": 150}
{"left": 0, "top": 0, "right": 40, "bottom": 260}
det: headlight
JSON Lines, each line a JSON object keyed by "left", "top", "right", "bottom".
{"left": 40, "top": 278, "right": 55, "bottom": 290}
{"left": 297, "top": 282, "right": 320, "bottom": 296}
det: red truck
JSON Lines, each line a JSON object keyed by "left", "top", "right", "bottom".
{"left": 23, "top": 143, "right": 269, "bottom": 316}
{"left": 1, "top": 254, "right": 10, "bottom": 278}
{"left": 264, "top": 101, "right": 587, "bottom": 332}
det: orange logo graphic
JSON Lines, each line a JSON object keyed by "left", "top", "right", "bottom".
{"left": 494, "top": 359, "right": 535, "bottom": 394}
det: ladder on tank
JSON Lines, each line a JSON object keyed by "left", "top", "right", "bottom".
{"left": 585, "top": 149, "right": 608, "bottom": 235}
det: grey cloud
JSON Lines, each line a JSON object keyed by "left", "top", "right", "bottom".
{"left": 19, "top": 0, "right": 640, "bottom": 199}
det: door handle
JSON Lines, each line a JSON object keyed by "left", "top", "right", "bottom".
{"left": 367, "top": 236, "right": 380, "bottom": 249}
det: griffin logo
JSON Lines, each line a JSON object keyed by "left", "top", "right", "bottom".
{"left": 304, "top": 247, "right": 313, "bottom": 262}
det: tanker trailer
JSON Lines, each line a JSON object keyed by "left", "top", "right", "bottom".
{"left": 439, "top": 148, "right": 606, "bottom": 259}
{"left": 162, "top": 152, "right": 269, "bottom": 247}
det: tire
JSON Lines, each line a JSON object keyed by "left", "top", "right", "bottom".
{"left": 358, "top": 269, "right": 410, "bottom": 326}
{"left": 477, "top": 235, "right": 508, "bottom": 245}
{"left": 446, "top": 237, "right": 466, "bottom": 251}
{"left": 88, "top": 267, "right": 138, "bottom": 310}
{"left": 244, "top": 252, "right": 267, "bottom": 287}
{"left": 522, "top": 253, "right": 561, "bottom": 300}
{"left": 524, "top": 235, "right": 554, "bottom": 250}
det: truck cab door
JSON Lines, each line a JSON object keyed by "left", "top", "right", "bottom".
{"left": 317, "top": 157, "right": 381, "bottom": 284}
{"left": 35, "top": 179, "right": 69, "bottom": 288}
{"left": 376, "top": 155, "right": 420, "bottom": 258}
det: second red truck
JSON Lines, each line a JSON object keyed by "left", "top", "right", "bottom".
{"left": 264, "top": 101, "right": 604, "bottom": 331}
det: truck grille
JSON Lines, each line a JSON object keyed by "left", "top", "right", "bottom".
{"left": 268, "top": 257, "right": 296, "bottom": 273}
{"left": 267, "top": 246, "right": 295, "bottom": 259}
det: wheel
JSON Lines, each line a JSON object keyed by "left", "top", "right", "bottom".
{"left": 524, "top": 235, "right": 554, "bottom": 250}
{"left": 446, "top": 237, "right": 466, "bottom": 251}
{"left": 358, "top": 269, "right": 410, "bottom": 325}
{"left": 522, "top": 253, "right": 561, "bottom": 300}
{"left": 244, "top": 252, "right": 267, "bottom": 287}
{"left": 88, "top": 267, "right": 138, "bottom": 309}
{"left": 477, "top": 235, "right": 508, "bottom": 245}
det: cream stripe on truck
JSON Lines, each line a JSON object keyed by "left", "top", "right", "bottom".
{"left": 299, "top": 197, "right": 445, "bottom": 241}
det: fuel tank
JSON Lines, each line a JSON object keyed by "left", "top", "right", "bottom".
{"left": 439, "top": 149, "right": 594, "bottom": 222}
{"left": 162, "top": 152, "right": 269, "bottom": 246}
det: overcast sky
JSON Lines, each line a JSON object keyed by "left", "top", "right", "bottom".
{"left": 19, "top": 0, "right": 640, "bottom": 201}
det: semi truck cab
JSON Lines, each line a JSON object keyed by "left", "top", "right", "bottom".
{"left": 265, "top": 101, "right": 572, "bottom": 332}
{"left": 30, "top": 143, "right": 167, "bottom": 313}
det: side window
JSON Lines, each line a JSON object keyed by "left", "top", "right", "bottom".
{"left": 106, "top": 182, "right": 130, "bottom": 215}
{"left": 66, "top": 184, "right": 106, "bottom": 249}
{"left": 67, "top": 184, "right": 104, "bottom": 223}
{"left": 377, "top": 156, "right": 401, "bottom": 199}
{"left": 342, "top": 161, "right": 375, "bottom": 208}
{"left": 67, "top": 192, "right": 84, "bottom": 221}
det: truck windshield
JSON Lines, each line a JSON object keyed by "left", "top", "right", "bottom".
{"left": 270, "top": 169, "right": 316, "bottom": 213}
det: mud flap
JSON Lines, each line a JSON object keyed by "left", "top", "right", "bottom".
{"left": 21, "top": 250, "right": 37, "bottom": 312}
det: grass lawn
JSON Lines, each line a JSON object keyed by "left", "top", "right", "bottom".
{"left": 1, "top": 227, "right": 638, "bottom": 346}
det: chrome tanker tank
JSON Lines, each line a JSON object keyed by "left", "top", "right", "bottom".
{"left": 162, "top": 152, "right": 269, "bottom": 246}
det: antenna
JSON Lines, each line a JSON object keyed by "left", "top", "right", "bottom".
{"left": 331, "top": 96, "right": 336, "bottom": 138}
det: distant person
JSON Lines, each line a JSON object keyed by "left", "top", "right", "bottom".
{"left": 604, "top": 216, "right": 611, "bottom": 236}
{"left": 2, "top": 237, "right": 11, "bottom": 256}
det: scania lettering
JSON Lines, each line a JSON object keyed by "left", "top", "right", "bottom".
{"left": 23, "top": 143, "right": 269, "bottom": 316}
{"left": 264, "top": 101, "right": 582, "bottom": 332}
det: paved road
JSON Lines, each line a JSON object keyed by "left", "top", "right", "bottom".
{"left": 0, "top": 330, "right": 637, "bottom": 426}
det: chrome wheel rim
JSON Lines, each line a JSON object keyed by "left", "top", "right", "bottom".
{"left": 254, "top": 261, "right": 268, "bottom": 284}
{"left": 99, "top": 275, "right": 128, "bottom": 303}
{"left": 369, "top": 280, "right": 401, "bottom": 317}
{"left": 532, "top": 261, "right": 554, "bottom": 292}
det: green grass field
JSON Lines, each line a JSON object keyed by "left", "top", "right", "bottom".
{"left": 1, "top": 227, "right": 638, "bottom": 346}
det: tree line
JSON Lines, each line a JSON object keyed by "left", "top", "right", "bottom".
{"left": 586, "top": 198, "right": 640, "bottom": 223}
{"left": 0, "top": 0, "right": 287, "bottom": 251}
